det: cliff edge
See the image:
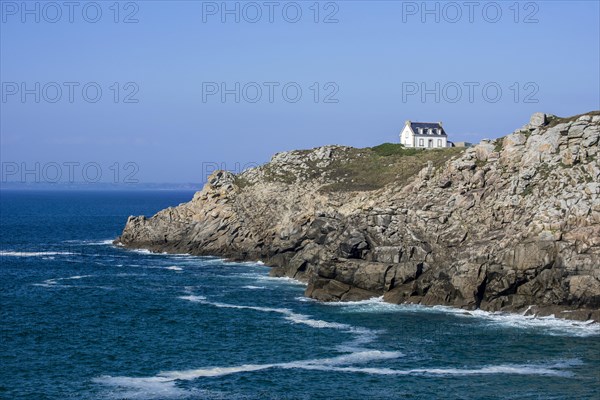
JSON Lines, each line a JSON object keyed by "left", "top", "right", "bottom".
{"left": 117, "top": 112, "right": 600, "bottom": 321}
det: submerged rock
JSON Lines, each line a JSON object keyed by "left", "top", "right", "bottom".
{"left": 116, "top": 111, "right": 600, "bottom": 322}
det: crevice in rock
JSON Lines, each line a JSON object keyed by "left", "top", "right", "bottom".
{"left": 475, "top": 275, "right": 487, "bottom": 308}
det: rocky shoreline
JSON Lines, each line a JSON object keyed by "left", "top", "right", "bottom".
{"left": 116, "top": 112, "right": 600, "bottom": 322}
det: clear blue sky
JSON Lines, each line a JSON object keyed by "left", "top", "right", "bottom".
{"left": 1, "top": 0, "right": 599, "bottom": 183}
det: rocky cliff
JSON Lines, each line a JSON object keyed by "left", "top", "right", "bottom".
{"left": 117, "top": 112, "right": 600, "bottom": 321}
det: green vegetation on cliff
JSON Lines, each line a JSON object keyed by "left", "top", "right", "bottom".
{"left": 237, "top": 143, "right": 464, "bottom": 192}
{"left": 319, "top": 145, "right": 463, "bottom": 192}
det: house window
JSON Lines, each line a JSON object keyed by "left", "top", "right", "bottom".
{"left": 428, "top": 129, "right": 433, "bottom": 135}
{"left": 419, "top": 139, "right": 424, "bottom": 147}
{"left": 438, "top": 139, "right": 442, "bottom": 147}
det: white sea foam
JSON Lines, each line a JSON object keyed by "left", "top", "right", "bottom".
{"left": 66, "top": 239, "right": 115, "bottom": 246}
{"left": 283, "top": 313, "right": 351, "bottom": 330}
{"left": 33, "top": 275, "right": 94, "bottom": 288}
{"left": 32, "top": 280, "right": 61, "bottom": 288}
{"left": 165, "top": 266, "right": 183, "bottom": 271}
{"left": 263, "top": 276, "right": 307, "bottom": 286}
{"left": 0, "top": 251, "right": 76, "bottom": 257}
{"left": 96, "top": 349, "right": 404, "bottom": 397}
{"left": 463, "top": 308, "right": 599, "bottom": 337}
{"left": 229, "top": 260, "right": 268, "bottom": 267}
{"left": 129, "top": 249, "right": 153, "bottom": 254}
{"left": 160, "top": 364, "right": 274, "bottom": 379}
{"left": 179, "top": 295, "right": 357, "bottom": 332}
{"left": 127, "top": 249, "right": 178, "bottom": 256}
{"left": 294, "top": 296, "right": 313, "bottom": 302}
{"left": 160, "top": 350, "right": 403, "bottom": 380}
{"left": 98, "top": 294, "right": 581, "bottom": 398}
{"left": 180, "top": 293, "right": 382, "bottom": 354}
{"left": 126, "top": 248, "right": 200, "bottom": 257}
{"left": 88, "top": 239, "right": 115, "bottom": 245}
{"left": 96, "top": 355, "right": 577, "bottom": 399}
{"left": 94, "top": 376, "right": 189, "bottom": 399}
{"left": 322, "top": 296, "right": 386, "bottom": 307}
{"left": 241, "top": 285, "right": 266, "bottom": 290}
{"left": 336, "top": 327, "right": 383, "bottom": 353}
{"left": 241, "top": 273, "right": 307, "bottom": 286}
{"left": 67, "top": 275, "right": 93, "bottom": 280}
{"left": 325, "top": 296, "right": 600, "bottom": 337}
{"left": 179, "top": 295, "right": 207, "bottom": 302}
{"left": 279, "top": 361, "right": 576, "bottom": 377}
{"left": 306, "top": 349, "right": 403, "bottom": 366}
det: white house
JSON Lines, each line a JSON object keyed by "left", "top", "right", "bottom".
{"left": 400, "top": 121, "right": 448, "bottom": 149}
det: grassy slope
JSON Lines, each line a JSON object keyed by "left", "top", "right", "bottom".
{"left": 235, "top": 143, "right": 465, "bottom": 192}
{"left": 320, "top": 144, "right": 463, "bottom": 192}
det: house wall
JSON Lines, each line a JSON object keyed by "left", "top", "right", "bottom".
{"left": 413, "top": 135, "right": 447, "bottom": 148}
{"left": 400, "top": 125, "right": 414, "bottom": 147}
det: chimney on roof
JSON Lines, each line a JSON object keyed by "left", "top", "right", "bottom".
{"left": 438, "top": 121, "right": 443, "bottom": 126}
{"left": 405, "top": 120, "right": 411, "bottom": 126}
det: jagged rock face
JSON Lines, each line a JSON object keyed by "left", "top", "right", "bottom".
{"left": 117, "top": 112, "right": 600, "bottom": 321}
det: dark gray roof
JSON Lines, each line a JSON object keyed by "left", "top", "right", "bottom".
{"left": 410, "top": 122, "right": 447, "bottom": 136}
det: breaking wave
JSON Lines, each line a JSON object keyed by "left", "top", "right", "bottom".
{"left": 95, "top": 292, "right": 583, "bottom": 398}
{"left": 0, "top": 251, "right": 75, "bottom": 257}
{"left": 95, "top": 354, "right": 578, "bottom": 399}
{"left": 33, "top": 274, "right": 95, "bottom": 288}
{"left": 324, "top": 297, "right": 599, "bottom": 337}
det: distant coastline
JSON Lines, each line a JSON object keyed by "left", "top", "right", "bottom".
{"left": 0, "top": 182, "right": 203, "bottom": 191}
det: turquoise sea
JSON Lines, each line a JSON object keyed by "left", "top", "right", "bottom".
{"left": 1, "top": 190, "right": 599, "bottom": 399}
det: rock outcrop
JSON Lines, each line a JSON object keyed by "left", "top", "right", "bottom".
{"left": 117, "top": 112, "right": 600, "bottom": 321}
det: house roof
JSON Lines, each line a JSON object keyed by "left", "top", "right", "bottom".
{"left": 409, "top": 122, "right": 447, "bottom": 136}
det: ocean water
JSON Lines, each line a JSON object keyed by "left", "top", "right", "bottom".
{"left": 1, "top": 190, "right": 599, "bottom": 400}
